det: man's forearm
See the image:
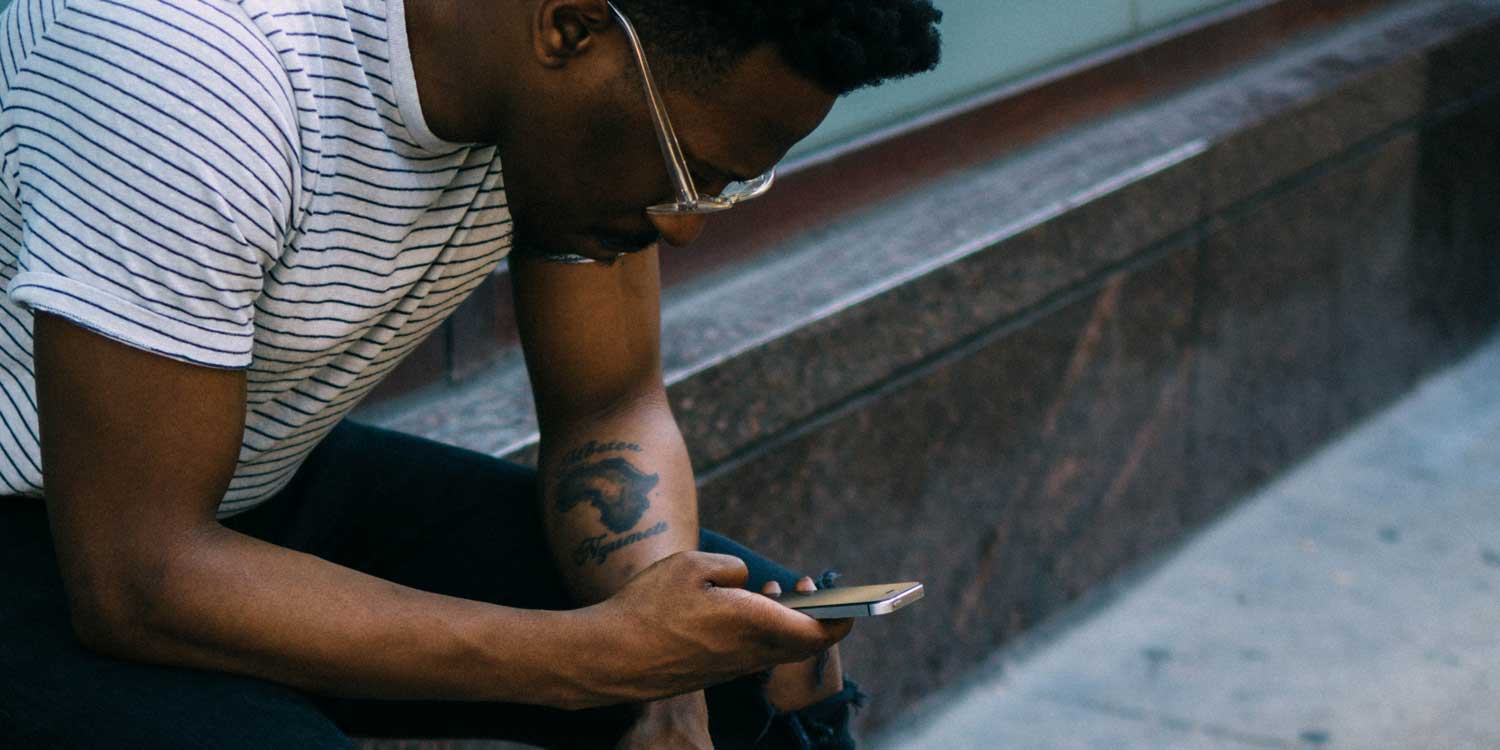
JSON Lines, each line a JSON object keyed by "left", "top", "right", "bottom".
{"left": 539, "top": 395, "right": 700, "bottom": 605}
{"left": 538, "top": 397, "right": 711, "bottom": 727}
{"left": 91, "top": 523, "right": 599, "bottom": 708}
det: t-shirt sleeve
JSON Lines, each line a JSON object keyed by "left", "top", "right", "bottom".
{"left": 0, "top": 0, "right": 296, "bottom": 369}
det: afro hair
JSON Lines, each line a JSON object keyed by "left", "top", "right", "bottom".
{"left": 610, "top": 0, "right": 944, "bottom": 96}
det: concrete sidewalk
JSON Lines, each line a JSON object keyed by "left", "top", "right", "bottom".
{"left": 870, "top": 333, "right": 1500, "bottom": 750}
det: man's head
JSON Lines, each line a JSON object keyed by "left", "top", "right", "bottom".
{"left": 493, "top": 0, "right": 943, "bottom": 261}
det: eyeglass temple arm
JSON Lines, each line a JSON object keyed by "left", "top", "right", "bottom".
{"left": 607, "top": 3, "right": 698, "bottom": 207}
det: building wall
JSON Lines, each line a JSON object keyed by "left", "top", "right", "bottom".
{"left": 791, "top": 0, "right": 1241, "bottom": 158}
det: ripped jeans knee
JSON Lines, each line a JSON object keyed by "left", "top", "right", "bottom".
{"left": 707, "top": 672, "right": 869, "bottom": 750}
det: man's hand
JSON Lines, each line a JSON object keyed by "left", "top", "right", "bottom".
{"left": 614, "top": 573, "right": 829, "bottom": 747}
{"left": 573, "top": 551, "right": 852, "bottom": 707}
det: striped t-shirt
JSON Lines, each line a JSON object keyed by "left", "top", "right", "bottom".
{"left": 0, "top": 0, "right": 512, "bottom": 515}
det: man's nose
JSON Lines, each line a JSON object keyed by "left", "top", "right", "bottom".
{"left": 649, "top": 212, "right": 707, "bottom": 248}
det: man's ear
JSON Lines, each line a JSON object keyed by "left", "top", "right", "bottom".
{"left": 532, "top": 0, "right": 612, "bottom": 68}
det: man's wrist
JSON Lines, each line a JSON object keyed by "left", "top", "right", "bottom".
{"left": 518, "top": 606, "right": 629, "bottom": 710}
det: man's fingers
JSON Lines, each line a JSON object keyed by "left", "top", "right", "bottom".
{"left": 689, "top": 551, "right": 750, "bottom": 589}
{"left": 762, "top": 576, "right": 813, "bottom": 597}
{"left": 817, "top": 617, "right": 854, "bottom": 645}
{"left": 735, "top": 591, "right": 847, "bottom": 655}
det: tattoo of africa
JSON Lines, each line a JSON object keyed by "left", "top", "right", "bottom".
{"left": 554, "top": 455, "right": 660, "bottom": 534}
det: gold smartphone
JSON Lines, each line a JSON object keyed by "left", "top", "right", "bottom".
{"left": 780, "top": 582, "right": 924, "bottom": 619}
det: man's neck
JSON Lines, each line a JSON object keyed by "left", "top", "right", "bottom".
{"left": 403, "top": 0, "right": 520, "bottom": 145}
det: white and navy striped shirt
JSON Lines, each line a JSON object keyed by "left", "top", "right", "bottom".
{"left": 0, "top": 0, "right": 512, "bottom": 515}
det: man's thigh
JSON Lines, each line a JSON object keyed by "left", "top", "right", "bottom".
{"left": 0, "top": 495, "right": 629, "bottom": 750}
{"left": 3, "top": 420, "right": 839, "bottom": 749}
{"left": 0, "top": 500, "right": 353, "bottom": 750}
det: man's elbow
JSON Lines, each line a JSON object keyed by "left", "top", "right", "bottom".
{"left": 61, "top": 563, "right": 174, "bottom": 659}
{"left": 69, "top": 604, "right": 134, "bottom": 657}
{"left": 66, "top": 586, "right": 148, "bottom": 657}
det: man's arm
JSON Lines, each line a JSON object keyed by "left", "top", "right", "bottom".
{"left": 35, "top": 312, "right": 843, "bottom": 711}
{"left": 511, "top": 248, "right": 695, "bottom": 604}
{"left": 511, "top": 248, "right": 719, "bottom": 736}
{"left": 34, "top": 312, "right": 600, "bottom": 706}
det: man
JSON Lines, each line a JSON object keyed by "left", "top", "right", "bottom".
{"left": 0, "top": 0, "right": 941, "bottom": 747}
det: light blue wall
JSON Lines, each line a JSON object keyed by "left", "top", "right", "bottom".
{"left": 1137, "top": 0, "right": 1235, "bottom": 27}
{"left": 788, "top": 0, "right": 1240, "bottom": 161}
{"left": 0, "top": 0, "right": 1240, "bottom": 160}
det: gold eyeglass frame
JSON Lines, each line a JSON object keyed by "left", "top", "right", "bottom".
{"left": 606, "top": 2, "right": 777, "bottom": 215}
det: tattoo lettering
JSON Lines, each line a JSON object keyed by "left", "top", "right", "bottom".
{"left": 574, "top": 522, "right": 671, "bottom": 566}
{"left": 555, "top": 457, "right": 660, "bottom": 533}
{"left": 560, "top": 440, "right": 643, "bottom": 466}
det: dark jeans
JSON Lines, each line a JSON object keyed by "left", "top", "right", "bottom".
{"left": 0, "top": 420, "right": 863, "bottom": 749}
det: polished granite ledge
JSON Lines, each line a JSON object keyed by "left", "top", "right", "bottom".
{"left": 695, "top": 111, "right": 1499, "bottom": 733}
{"left": 359, "top": 0, "right": 1500, "bottom": 472}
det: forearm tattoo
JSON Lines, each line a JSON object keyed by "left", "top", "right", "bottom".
{"left": 554, "top": 440, "right": 663, "bottom": 565}
{"left": 574, "top": 522, "right": 671, "bottom": 566}
{"left": 560, "top": 440, "right": 643, "bottom": 465}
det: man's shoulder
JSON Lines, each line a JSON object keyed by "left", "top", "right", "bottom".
{"left": 0, "top": 0, "right": 307, "bottom": 148}
{"left": 1, "top": 0, "right": 294, "bottom": 104}
{"left": 36, "top": 0, "right": 279, "bottom": 52}
{"left": 0, "top": 0, "right": 309, "bottom": 263}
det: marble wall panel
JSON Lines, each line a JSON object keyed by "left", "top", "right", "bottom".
{"left": 441, "top": 274, "right": 518, "bottom": 384}
{"left": 362, "top": 324, "right": 451, "bottom": 406}
{"left": 1182, "top": 107, "right": 1498, "bottom": 529}
{"left": 1200, "top": 54, "right": 1424, "bottom": 219}
{"left": 1189, "top": 148, "right": 1349, "bottom": 528}
{"left": 692, "top": 92, "right": 1500, "bottom": 732}
{"left": 697, "top": 248, "right": 1201, "bottom": 732}
{"left": 1421, "top": 9, "right": 1500, "bottom": 107}
{"left": 669, "top": 155, "right": 1207, "bottom": 472}
{"left": 1329, "top": 134, "right": 1428, "bottom": 423}
{"left": 1198, "top": 0, "right": 1500, "bottom": 222}
{"left": 1408, "top": 92, "right": 1500, "bottom": 364}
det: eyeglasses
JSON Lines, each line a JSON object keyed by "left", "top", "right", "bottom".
{"left": 607, "top": 2, "right": 777, "bottom": 215}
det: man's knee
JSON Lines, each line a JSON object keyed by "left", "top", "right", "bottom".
{"left": 766, "top": 645, "right": 846, "bottom": 712}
